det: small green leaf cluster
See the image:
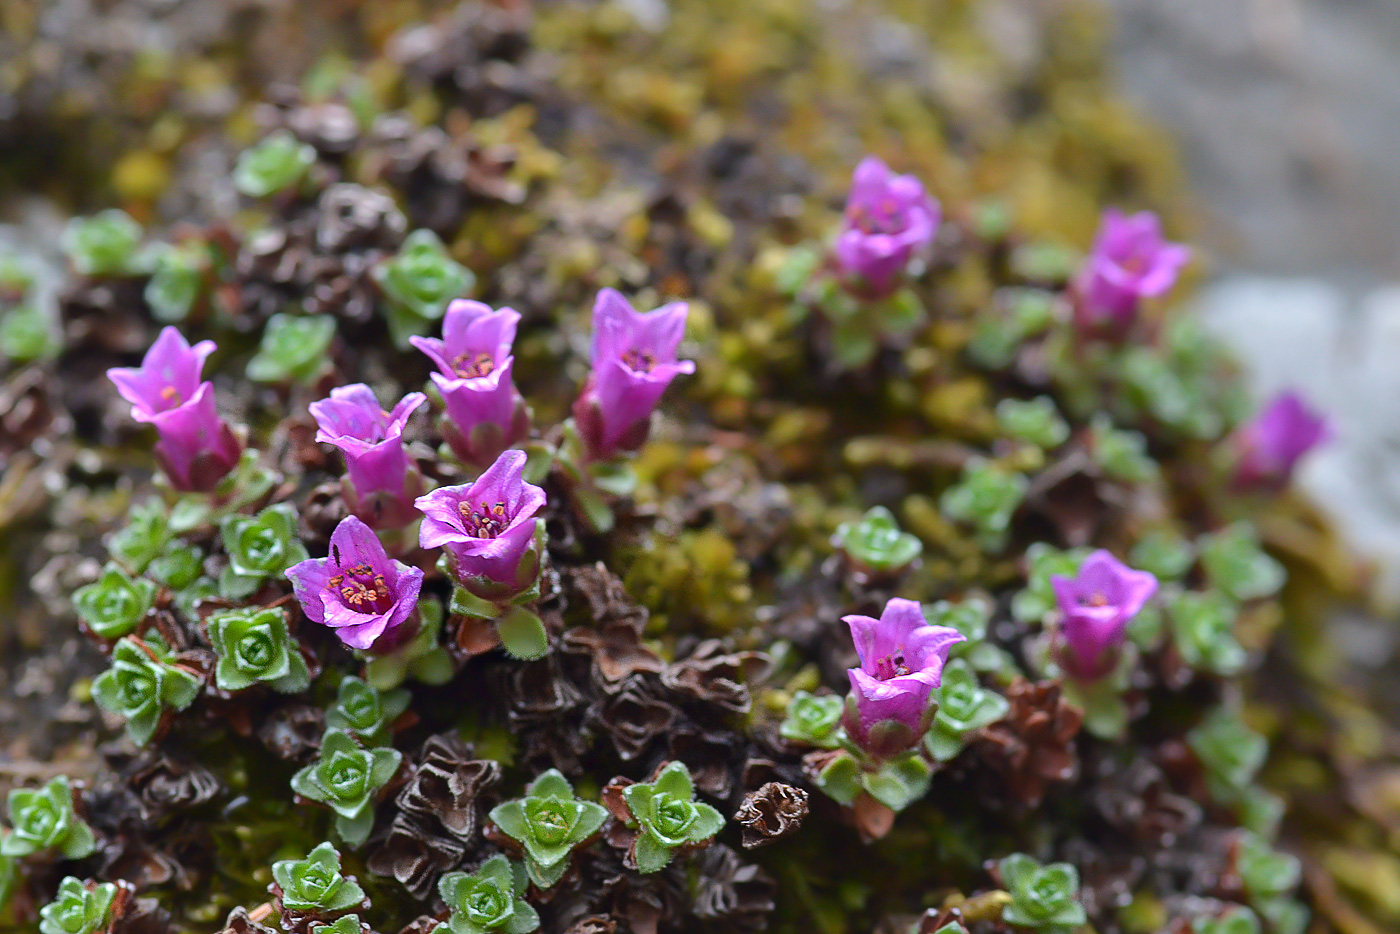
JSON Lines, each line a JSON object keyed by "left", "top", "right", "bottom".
{"left": 779, "top": 691, "right": 844, "bottom": 749}
{"left": 38, "top": 877, "right": 117, "bottom": 934}
{"left": 1187, "top": 708, "right": 1267, "bottom": 804}
{"left": 72, "top": 563, "right": 156, "bottom": 640}
{"left": 619, "top": 761, "right": 724, "bottom": 873}
{"left": 2, "top": 776, "right": 97, "bottom": 860}
{"left": 967, "top": 288, "right": 1057, "bottom": 369}
{"left": 61, "top": 210, "right": 146, "bottom": 277}
{"left": 271, "top": 842, "right": 366, "bottom": 914}
{"left": 924, "top": 660, "right": 1010, "bottom": 761}
{"left": 372, "top": 229, "right": 474, "bottom": 346}
{"left": 1087, "top": 414, "right": 1159, "bottom": 483}
{"left": 998, "top": 853, "right": 1087, "bottom": 934}
{"left": 436, "top": 855, "right": 539, "bottom": 934}
{"left": 488, "top": 770, "right": 607, "bottom": 888}
{"left": 1191, "top": 906, "right": 1260, "bottom": 934}
{"left": 248, "top": 314, "right": 337, "bottom": 384}
{"left": 325, "top": 676, "right": 410, "bottom": 747}
{"left": 92, "top": 637, "right": 202, "bottom": 745}
{"left": 813, "top": 749, "right": 932, "bottom": 812}
{"left": 234, "top": 131, "right": 317, "bottom": 198}
{"left": 926, "top": 597, "right": 1016, "bottom": 675}
{"left": 1235, "top": 833, "right": 1308, "bottom": 934}
{"left": 207, "top": 607, "right": 311, "bottom": 693}
{"left": 144, "top": 241, "right": 209, "bottom": 322}
{"left": 996, "top": 396, "right": 1069, "bottom": 451}
{"left": 832, "top": 506, "right": 922, "bottom": 576}
{"left": 1199, "top": 523, "right": 1285, "bottom": 602}
{"left": 290, "top": 730, "right": 402, "bottom": 848}
{"left": 219, "top": 504, "right": 309, "bottom": 599}
{"left": 940, "top": 459, "right": 1028, "bottom": 552}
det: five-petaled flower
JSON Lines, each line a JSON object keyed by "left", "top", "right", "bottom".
{"left": 415, "top": 449, "right": 545, "bottom": 597}
{"left": 572, "top": 289, "right": 694, "bottom": 461}
{"left": 286, "top": 515, "right": 425, "bottom": 653}
{"left": 107, "top": 326, "right": 242, "bottom": 491}
{"left": 310, "top": 384, "right": 427, "bottom": 529}
{"left": 1072, "top": 208, "right": 1190, "bottom": 335}
{"left": 1231, "top": 390, "right": 1330, "bottom": 490}
{"left": 409, "top": 300, "right": 527, "bottom": 466}
{"left": 842, "top": 598, "right": 965, "bottom": 758}
{"left": 833, "top": 156, "right": 940, "bottom": 297}
{"left": 1050, "top": 549, "right": 1158, "bottom": 681}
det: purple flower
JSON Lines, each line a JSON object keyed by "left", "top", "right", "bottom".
{"left": 1050, "top": 550, "right": 1158, "bottom": 681}
{"left": 107, "top": 326, "right": 240, "bottom": 492}
{"left": 1073, "top": 208, "right": 1190, "bottom": 334}
{"left": 842, "top": 598, "right": 965, "bottom": 758}
{"left": 572, "top": 289, "right": 694, "bottom": 460}
{"left": 286, "top": 515, "right": 425, "bottom": 652}
{"left": 409, "top": 300, "right": 528, "bottom": 465}
{"left": 415, "top": 449, "right": 546, "bottom": 597}
{"left": 1232, "top": 390, "right": 1330, "bottom": 490}
{"left": 310, "top": 384, "right": 426, "bottom": 529}
{"left": 833, "top": 156, "right": 939, "bottom": 297}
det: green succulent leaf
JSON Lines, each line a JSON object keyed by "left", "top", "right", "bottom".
{"left": 940, "top": 459, "right": 1028, "bottom": 552}
{"left": 1236, "top": 832, "right": 1302, "bottom": 902}
{"left": 1, "top": 776, "right": 97, "bottom": 860}
{"left": 312, "top": 917, "right": 365, "bottom": 934}
{"left": 271, "top": 841, "right": 366, "bottom": 913}
{"left": 1187, "top": 708, "right": 1268, "bottom": 802}
{"left": 925, "top": 660, "right": 1010, "bottom": 761}
{"left": 0, "top": 303, "right": 60, "bottom": 362}
{"left": 998, "top": 853, "right": 1087, "bottom": 932}
{"left": 290, "top": 730, "right": 402, "bottom": 848}
{"left": 207, "top": 606, "right": 310, "bottom": 693}
{"left": 372, "top": 229, "right": 473, "bottom": 347}
{"left": 61, "top": 210, "right": 145, "bottom": 277}
{"left": 325, "top": 676, "right": 410, "bottom": 746}
{"left": 107, "top": 500, "right": 172, "bottom": 573}
{"left": 779, "top": 691, "right": 845, "bottom": 748}
{"left": 38, "top": 877, "right": 117, "bottom": 934}
{"left": 996, "top": 397, "right": 1070, "bottom": 450}
{"left": 1130, "top": 530, "right": 1195, "bottom": 582}
{"left": 1191, "top": 906, "right": 1261, "bottom": 934}
{"left": 832, "top": 506, "right": 922, "bottom": 574}
{"left": 858, "top": 752, "right": 932, "bottom": 812}
{"left": 91, "top": 637, "right": 202, "bottom": 746}
{"left": 144, "top": 241, "right": 208, "bottom": 322}
{"left": 219, "top": 503, "right": 309, "bottom": 599}
{"left": 234, "top": 130, "right": 317, "bottom": 198}
{"left": 1168, "top": 589, "right": 1246, "bottom": 676}
{"left": 437, "top": 855, "right": 539, "bottom": 934}
{"left": 72, "top": 562, "right": 157, "bottom": 640}
{"left": 1198, "top": 523, "right": 1285, "bottom": 602}
{"left": 1088, "top": 413, "right": 1159, "bottom": 483}
{"left": 488, "top": 769, "right": 607, "bottom": 889}
{"left": 620, "top": 761, "right": 723, "bottom": 873}
{"left": 247, "top": 313, "right": 337, "bottom": 384}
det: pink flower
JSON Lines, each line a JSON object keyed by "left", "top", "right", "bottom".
{"left": 1073, "top": 209, "right": 1190, "bottom": 334}
{"left": 415, "top": 449, "right": 546, "bottom": 597}
{"left": 572, "top": 289, "right": 694, "bottom": 461}
{"left": 310, "top": 383, "right": 426, "bottom": 528}
{"left": 285, "top": 515, "right": 424, "bottom": 652}
{"left": 1231, "top": 390, "right": 1330, "bottom": 490}
{"left": 107, "top": 326, "right": 240, "bottom": 492}
{"left": 833, "top": 156, "right": 939, "bottom": 297}
{"left": 410, "top": 300, "right": 528, "bottom": 466}
{"left": 842, "top": 598, "right": 965, "bottom": 758}
{"left": 1050, "top": 550, "right": 1158, "bottom": 680}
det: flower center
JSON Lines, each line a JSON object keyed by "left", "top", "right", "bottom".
{"left": 328, "top": 564, "right": 393, "bottom": 614}
{"left": 159, "top": 385, "right": 182, "bottom": 408}
{"left": 1082, "top": 591, "right": 1110, "bottom": 607}
{"left": 621, "top": 348, "right": 656, "bottom": 374}
{"left": 848, "top": 200, "right": 904, "bottom": 235}
{"left": 451, "top": 351, "right": 496, "bottom": 379}
{"left": 459, "top": 501, "right": 508, "bottom": 538}
{"left": 872, "top": 648, "right": 912, "bottom": 680}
